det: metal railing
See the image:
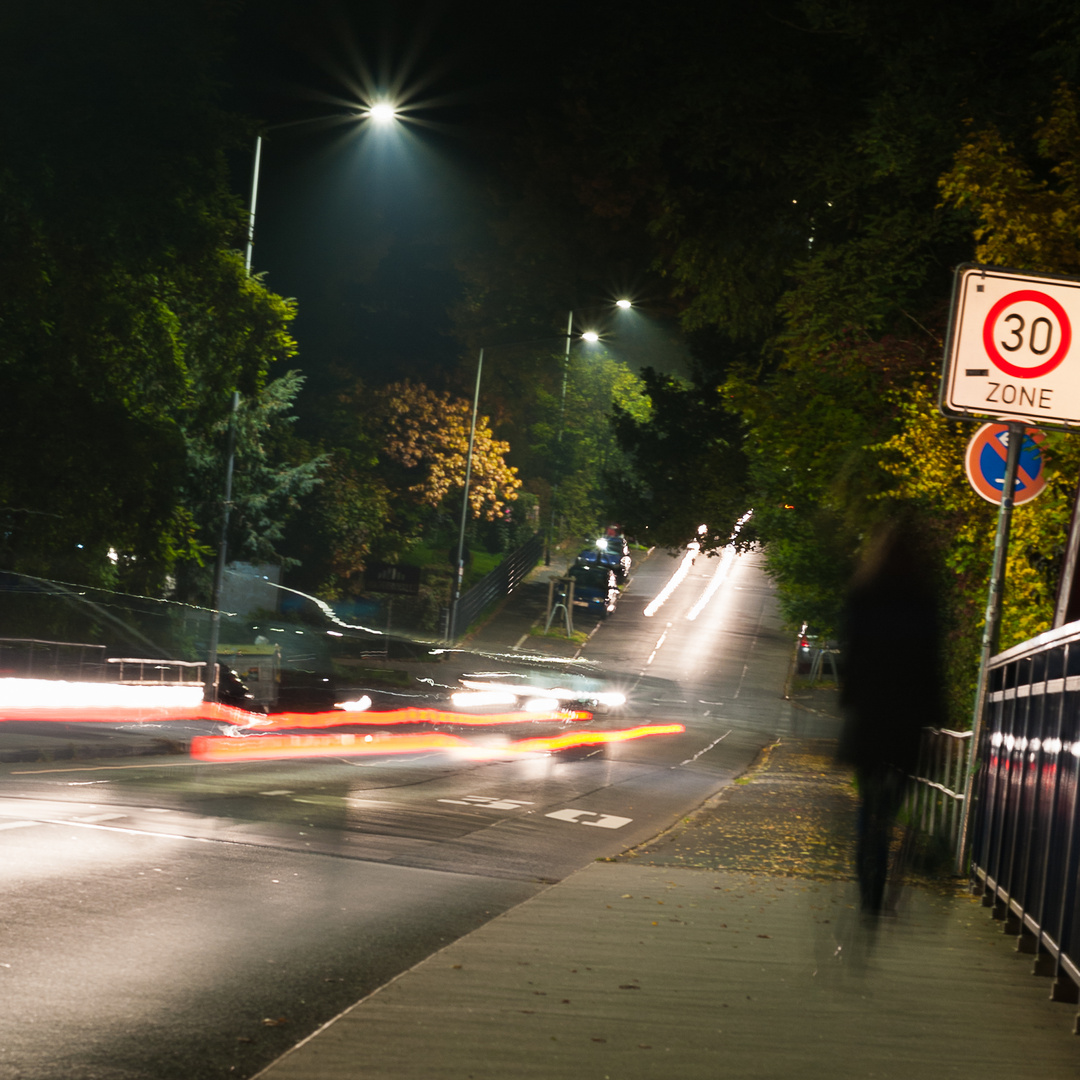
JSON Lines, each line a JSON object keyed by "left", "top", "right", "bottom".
{"left": 442, "top": 532, "right": 544, "bottom": 641}
{"left": 105, "top": 657, "right": 207, "bottom": 686}
{"left": 970, "top": 621, "right": 1080, "bottom": 1006}
{"left": 0, "top": 638, "right": 107, "bottom": 680}
{"left": 906, "top": 727, "right": 971, "bottom": 854}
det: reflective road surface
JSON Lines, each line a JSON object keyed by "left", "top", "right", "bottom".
{"left": 0, "top": 548, "right": 818, "bottom": 1079}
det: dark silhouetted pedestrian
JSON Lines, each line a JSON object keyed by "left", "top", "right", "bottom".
{"left": 838, "top": 519, "right": 946, "bottom": 914}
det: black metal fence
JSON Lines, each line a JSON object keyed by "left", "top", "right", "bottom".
{"left": 442, "top": 532, "right": 544, "bottom": 641}
{"left": 907, "top": 726, "right": 971, "bottom": 855}
{"left": 971, "top": 621, "right": 1080, "bottom": 1008}
{"left": 0, "top": 637, "right": 107, "bottom": 679}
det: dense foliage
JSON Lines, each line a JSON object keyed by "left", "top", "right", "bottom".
{"left": 0, "top": 1, "right": 319, "bottom": 600}
{"left": 505, "top": 0, "right": 1080, "bottom": 723}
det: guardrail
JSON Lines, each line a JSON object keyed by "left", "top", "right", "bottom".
{"left": 970, "top": 621, "right": 1080, "bottom": 1010}
{"left": 105, "top": 657, "right": 207, "bottom": 686}
{"left": 442, "top": 532, "right": 544, "bottom": 641}
{"left": 906, "top": 727, "right": 971, "bottom": 855}
{"left": 0, "top": 637, "right": 107, "bottom": 679}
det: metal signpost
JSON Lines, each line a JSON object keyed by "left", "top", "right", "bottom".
{"left": 941, "top": 264, "right": 1080, "bottom": 872}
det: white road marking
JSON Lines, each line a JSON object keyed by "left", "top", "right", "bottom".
{"left": 438, "top": 796, "right": 534, "bottom": 811}
{"left": 0, "top": 820, "right": 41, "bottom": 832}
{"left": 545, "top": 808, "right": 633, "bottom": 829}
{"left": 645, "top": 623, "right": 672, "bottom": 667}
{"left": 11, "top": 760, "right": 198, "bottom": 775}
{"left": 733, "top": 663, "right": 749, "bottom": 699}
{"left": 676, "top": 729, "right": 732, "bottom": 767}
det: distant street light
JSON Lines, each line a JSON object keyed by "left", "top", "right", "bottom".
{"left": 449, "top": 302, "right": 632, "bottom": 638}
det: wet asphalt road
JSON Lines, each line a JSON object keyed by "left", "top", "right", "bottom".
{"left": 0, "top": 548, "right": 815, "bottom": 1079}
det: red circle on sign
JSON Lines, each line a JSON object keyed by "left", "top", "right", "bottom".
{"left": 982, "top": 289, "right": 1071, "bottom": 378}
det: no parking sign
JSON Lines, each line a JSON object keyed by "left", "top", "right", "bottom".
{"left": 942, "top": 264, "right": 1080, "bottom": 430}
{"left": 964, "top": 423, "right": 1047, "bottom": 506}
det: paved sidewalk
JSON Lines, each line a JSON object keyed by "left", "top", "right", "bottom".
{"left": 254, "top": 739, "right": 1080, "bottom": 1079}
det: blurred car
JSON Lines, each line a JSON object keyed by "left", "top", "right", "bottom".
{"left": 796, "top": 624, "right": 818, "bottom": 674}
{"left": 216, "top": 662, "right": 267, "bottom": 712}
{"left": 795, "top": 623, "right": 840, "bottom": 679}
{"left": 575, "top": 536, "right": 631, "bottom": 583}
{"left": 567, "top": 563, "right": 619, "bottom": 619}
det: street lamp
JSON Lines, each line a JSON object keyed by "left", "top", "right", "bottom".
{"left": 243, "top": 104, "right": 400, "bottom": 274}
{"left": 207, "top": 107, "right": 399, "bottom": 700}
{"left": 546, "top": 304, "right": 632, "bottom": 564}
{"left": 367, "top": 102, "right": 398, "bottom": 124}
{"left": 449, "top": 302, "right": 631, "bottom": 639}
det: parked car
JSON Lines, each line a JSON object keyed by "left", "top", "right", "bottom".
{"left": 575, "top": 536, "right": 631, "bottom": 583}
{"left": 795, "top": 623, "right": 840, "bottom": 679}
{"left": 567, "top": 564, "right": 620, "bottom": 619}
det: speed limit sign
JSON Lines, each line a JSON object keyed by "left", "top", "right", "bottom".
{"left": 941, "top": 264, "right": 1080, "bottom": 429}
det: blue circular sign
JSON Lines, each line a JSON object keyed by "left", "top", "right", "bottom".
{"left": 965, "top": 423, "right": 1047, "bottom": 505}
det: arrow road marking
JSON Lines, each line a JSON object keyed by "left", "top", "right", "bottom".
{"left": 438, "top": 796, "right": 534, "bottom": 811}
{"left": 545, "top": 808, "right": 633, "bottom": 829}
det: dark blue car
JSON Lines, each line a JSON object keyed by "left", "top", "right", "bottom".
{"left": 575, "top": 537, "right": 631, "bottom": 583}
{"left": 567, "top": 563, "right": 619, "bottom": 619}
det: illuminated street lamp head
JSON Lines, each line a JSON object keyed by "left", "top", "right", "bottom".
{"left": 368, "top": 102, "right": 398, "bottom": 124}
{"left": 616, "top": 298, "right": 632, "bottom": 310}
{"left": 582, "top": 330, "right": 600, "bottom": 343}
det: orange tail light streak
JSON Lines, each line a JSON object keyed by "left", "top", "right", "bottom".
{"left": 190, "top": 723, "right": 685, "bottom": 764}
{"left": 258, "top": 707, "right": 592, "bottom": 730}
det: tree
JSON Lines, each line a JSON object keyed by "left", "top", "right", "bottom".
{"left": 609, "top": 367, "right": 748, "bottom": 551}
{"left": 176, "top": 372, "right": 327, "bottom": 599}
{"left": 524, "top": 350, "right": 651, "bottom": 540}
{"left": 374, "top": 379, "right": 521, "bottom": 522}
{"left": 0, "top": 1, "right": 311, "bottom": 595}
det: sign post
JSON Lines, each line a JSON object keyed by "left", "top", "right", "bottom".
{"left": 941, "top": 264, "right": 1080, "bottom": 874}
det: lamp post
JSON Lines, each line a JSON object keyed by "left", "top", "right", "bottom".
{"left": 244, "top": 103, "right": 399, "bottom": 274}
{"left": 206, "top": 104, "right": 399, "bottom": 700}
{"left": 449, "top": 302, "right": 631, "bottom": 640}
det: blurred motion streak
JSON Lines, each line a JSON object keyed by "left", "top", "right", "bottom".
{"left": 511, "top": 724, "right": 684, "bottom": 753}
{"left": 259, "top": 707, "right": 592, "bottom": 729}
{"left": 189, "top": 723, "right": 685, "bottom": 763}
{"left": 685, "top": 547, "right": 737, "bottom": 621}
{"left": 643, "top": 548, "right": 696, "bottom": 617}
{"left": 0, "top": 678, "right": 265, "bottom": 726}
{"left": 0, "top": 680, "right": 589, "bottom": 728}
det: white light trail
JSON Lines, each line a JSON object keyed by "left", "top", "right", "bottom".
{"left": 685, "top": 546, "right": 738, "bottom": 621}
{"left": 0, "top": 678, "right": 204, "bottom": 711}
{"left": 643, "top": 549, "right": 697, "bottom": 617}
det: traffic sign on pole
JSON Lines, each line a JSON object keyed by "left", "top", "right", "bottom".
{"left": 941, "top": 264, "right": 1080, "bottom": 429}
{"left": 964, "top": 423, "right": 1047, "bottom": 505}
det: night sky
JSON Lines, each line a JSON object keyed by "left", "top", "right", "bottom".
{"left": 220, "top": 0, "right": 650, "bottom": 402}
